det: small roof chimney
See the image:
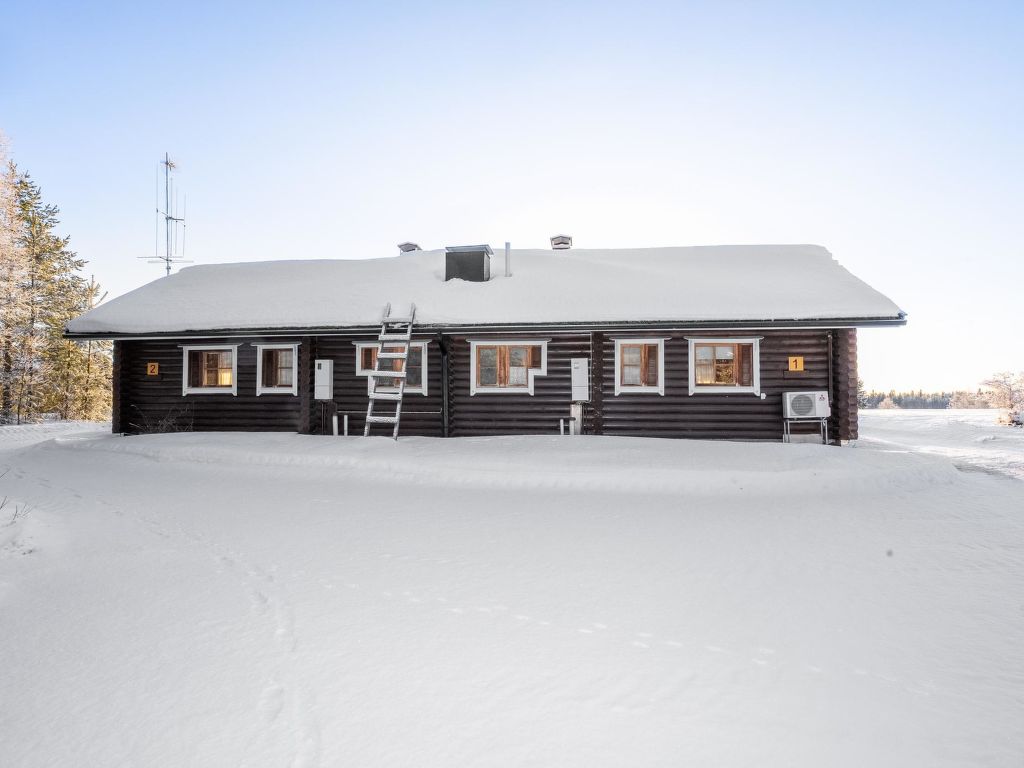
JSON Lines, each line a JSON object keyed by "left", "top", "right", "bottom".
{"left": 398, "top": 242, "right": 421, "bottom": 253}
{"left": 444, "top": 244, "right": 493, "bottom": 282}
{"left": 550, "top": 234, "right": 572, "bottom": 250}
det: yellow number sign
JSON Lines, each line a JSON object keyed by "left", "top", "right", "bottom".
{"left": 147, "top": 362, "right": 160, "bottom": 376}
{"left": 788, "top": 356, "right": 804, "bottom": 372}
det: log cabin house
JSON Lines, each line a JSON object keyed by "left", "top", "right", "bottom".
{"left": 65, "top": 242, "right": 905, "bottom": 442}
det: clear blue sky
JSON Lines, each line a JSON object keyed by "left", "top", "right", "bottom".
{"left": 2, "top": 1, "right": 1021, "bottom": 390}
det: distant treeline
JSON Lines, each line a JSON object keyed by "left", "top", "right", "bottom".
{"left": 858, "top": 384, "right": 993, "bottom": 410}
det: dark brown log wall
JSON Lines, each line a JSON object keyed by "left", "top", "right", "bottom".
{"left": 445, "top": 334, "right": 594, "bottom": 436}
{"left": 308, "top": 334, "right": 444, "bottom": 437}
{"left": 831, "top": 329, "right": 858, "bottom": 441}
{"left": 113, "top": 327, "right": 860, "bottom": 442}
{"left": 116, "top": 337, "right": 305, "bottom": 433}
{"left": 594, "top": 329, "right": 835, "bottom": 441}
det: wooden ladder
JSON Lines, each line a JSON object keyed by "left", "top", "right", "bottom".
{"left": 364, "top": 303, "right": 416, "bottom": 439}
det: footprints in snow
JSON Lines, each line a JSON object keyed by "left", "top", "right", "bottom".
{"left": 315, "top": 577, "right": 925, "bottom": 692}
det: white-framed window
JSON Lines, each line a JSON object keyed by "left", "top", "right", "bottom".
{"left": 255, "top": 343, "right": 299, "bottom": 396}
{"left": 182, "top": 344, "right": 238, "bottom": 396}
{"left": 355, "top": 341, "right": 428, "bottom": 395}
{"left": 613, "top": 338, "right": 666, "bottom": 395}
{"left": 686, "top": 337, "right": 762, "bottom": 396}
{"left": 469, "top": 339, "right": 549, "bottom": 395}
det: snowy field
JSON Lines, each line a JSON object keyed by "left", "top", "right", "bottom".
{"left": 1, "top": 413, "right": 1022, "bottom": 767}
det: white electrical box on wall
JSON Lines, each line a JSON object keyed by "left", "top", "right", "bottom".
{"left": 571, "top": 357, "right": 590, "bottom": 402}
{"left": 314, "top": 359, "right": 334, "bottom": 400}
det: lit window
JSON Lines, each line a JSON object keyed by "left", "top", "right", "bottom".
{"left": 687, "top": 338, "right": 761, "bottom": 395}
{"left": 182, "top": 345, "right": 238, "bottom": 395}
{"left": 356, "top": 342, "right": 427, "bottom": 395}
{"left": 613, "top": 338, "right": 665, "bottom": 395}
{"left": 469, "top": 340, "right": 548, "bottom": 395}
{"left": 256, "top": 344, "right": 299, "bottom": 396}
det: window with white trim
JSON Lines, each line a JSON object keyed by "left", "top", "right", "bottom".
{"left": 255, "top": 343, "right": 299, "bottom": 396}
{"left": 613, "top": 338, "right": 665, "bottom": 395}
{"left": 469, "top": 340, "right": 548, "bottom": 395}
{"left": 355, "top": 341, "right": 427, "bottom": 395}
{"left": 687, "top": 337, "right": 761, "bottom": 395}
{"left": 182, "top": 345, "right": 238, "bottom": 395}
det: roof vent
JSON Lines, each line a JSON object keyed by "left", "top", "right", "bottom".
{"left": 444, "top": 244, "right": 493, "bottom": 282}
{"left": 398, "top": 242, "right": 421, "bottom": 253}
{"left": 550, "top": 234, "right": 572, "bottom": 250}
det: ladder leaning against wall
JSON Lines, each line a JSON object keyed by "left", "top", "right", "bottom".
{"left": 363, "top": 303, "right": 416, "bottom": 439}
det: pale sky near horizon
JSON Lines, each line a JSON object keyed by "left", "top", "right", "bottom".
{"left": 2, "top": 1, "right": 1021, "bottom": 391}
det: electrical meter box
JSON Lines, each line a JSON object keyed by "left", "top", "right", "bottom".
{"left": 570, "top": 358, "right": 590, "bottom": 402}
{"left": 314, "top": 359, "right": 334, "bottom": 400}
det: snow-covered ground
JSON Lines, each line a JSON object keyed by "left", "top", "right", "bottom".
{"left": 859, "top": 408, "right": 1024, "bottom": 480}
{"left": 1, "top": 415, "right": 1021, "bottom": 767}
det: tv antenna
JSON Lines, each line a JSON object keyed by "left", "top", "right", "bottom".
{"left": 140, "top": 152, "right": 192, "bottom": 275}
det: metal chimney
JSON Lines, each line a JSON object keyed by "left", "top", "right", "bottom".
{"left": 550, "top": 234, "right": 572, "bottom": 250}
{"left": 398, "top": 242, "right": 421, "bottom": 253}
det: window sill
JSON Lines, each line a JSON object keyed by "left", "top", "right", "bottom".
{"left": 360, "top": 382, "right": 427, "bottom": 396}
{"left": 472, "top": 386, "right": 535, "bottom": 395}
{"left": 183, "top": 387, "right": 236, "bottom": 396}
{"left": 614, "top": 386, "right": 664, "bottom": 396}
{"left": 256, "top": 388, "right": 298, "bottom": 396}
{"left": 689, "top": 386, "right": 760, "bottom": 395}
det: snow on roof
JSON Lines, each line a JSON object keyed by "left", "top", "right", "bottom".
{"left": 66, "top": 245, "right": 904, "bottom": 335}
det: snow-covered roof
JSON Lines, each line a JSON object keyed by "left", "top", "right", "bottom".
{"left": 66, "top": 245, "right": 905, "bottom": 335}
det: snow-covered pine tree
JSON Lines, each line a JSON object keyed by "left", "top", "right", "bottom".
{"left": 41, "top": 276, "right": 111, "bottom": 420}
{"left": 2, "top": 168, "right": 110, "bottom": 422}
{"left": 0, "top": 144, "right": 33, "bottom": 423}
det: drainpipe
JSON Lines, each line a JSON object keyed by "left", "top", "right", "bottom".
{"left": 440, "top": 334, "right": 450, "bottom": 438}
{"left": 504, "top": 241, "right": 511, "bottom": 278}
{"left": 827, "top": 331, "right": 835, "bottom": 444}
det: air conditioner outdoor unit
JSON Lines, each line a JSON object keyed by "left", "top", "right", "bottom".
{"left": 783, "top": 391, "right": 830, "bottom": 419}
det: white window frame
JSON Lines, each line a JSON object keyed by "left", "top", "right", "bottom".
{"left": 469, "top": 339, "right": 549, "bottom": 395}
{"left": 613, "top": 338, "right": 666, "bottom": 396}
{"left": 182, "top": 344, "right": 239, "bottom": 396}
{"left": 354, "top": 341, "right": 428, "bottom": 395}
{"left": 255, "top": 343, "right": 299, "bottom": 396}
{"left": 686, "top": 337, "right": 762, "bottom": 396}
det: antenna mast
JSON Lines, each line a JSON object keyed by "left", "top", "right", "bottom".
{"left": 142, "top": 152, "right": 192, "bottom": 275}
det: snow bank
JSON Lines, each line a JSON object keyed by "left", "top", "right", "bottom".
{"left": 63, "top": 430, "right": 962, "bottom": 497}
{"left": 66, "top": 245, "right": 905, "bottom": 335}
{"left": 1, "top": 424, "right": 1021, "bottom": 767}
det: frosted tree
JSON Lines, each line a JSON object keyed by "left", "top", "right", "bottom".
{"left": 41, "top": 276, "right": 112, "bottom": 420}
{"left": 982, "top": 372, "right": 1024, "bottom": 423}
{"left": 948, "top": 390, "right": 991, "bottom": 409}
{"left": 0, "top": 136, "right": 109, "bottom": 423}
{"left": 877, "top": 395, "right": 899, "bottom": 409}
{"left": 0, "top": 139, "right": 32, "bottom": 423}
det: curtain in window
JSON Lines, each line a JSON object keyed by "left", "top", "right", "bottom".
{"left": 694, "top": 345, "right": 714, "bottom": 385}
{"left": 621, "top": 344, "right": 657, "bottom": 387}
{"left": 189, "top": 350, "right": 232, "bottom": 388}
{"left": 694, "top": 343, "right": 754, "bottom": 387}
{"left": 642, "top": 344, "right": 658, "bottom": 386}
{"left": 737, "top": 344, "right": 753, "bottom": 386}
{"left": 476, "top": 344, "right": 541, "bottom": 388}
{"left": 262, "top": 349, "right": 293, "bottom": 388}
{"left": 508, "top": 347, "right": 530, "bottom": 386}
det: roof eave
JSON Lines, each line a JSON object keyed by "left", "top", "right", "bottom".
{"left": 64, "top": 314, "right": 907, "bottom": 341}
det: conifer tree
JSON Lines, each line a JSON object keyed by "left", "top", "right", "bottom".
{"left": 0, "top": 152, "right": 111, "bottom": 423}
{"left": 0, "top": 144, "right": 32, "bottom": 423}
